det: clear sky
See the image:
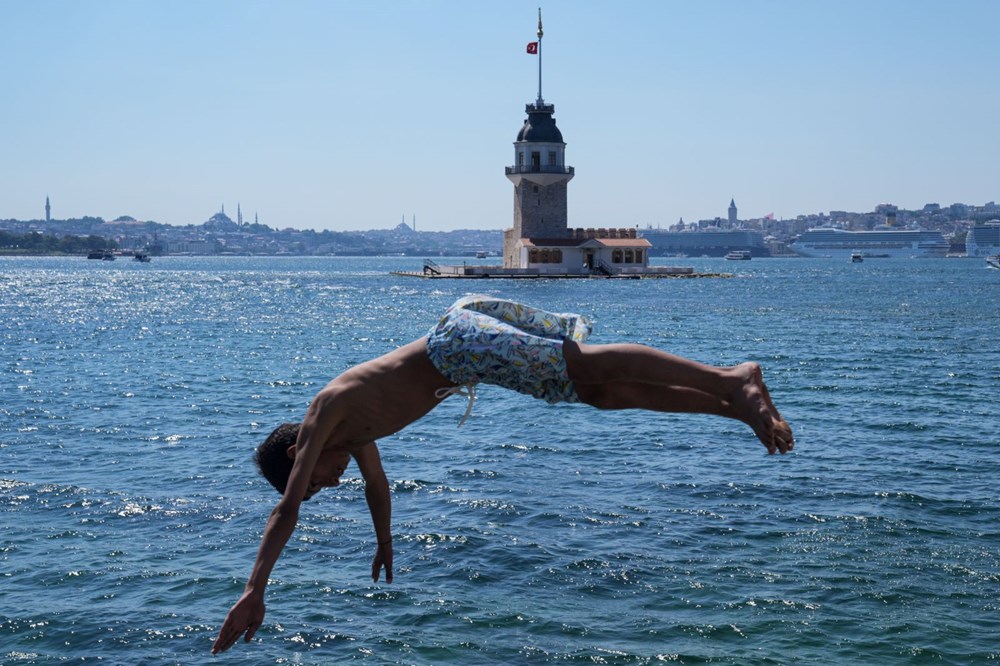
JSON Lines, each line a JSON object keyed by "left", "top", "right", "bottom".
{"left": 3, "top": 1, "right": 998, "bottom": 231}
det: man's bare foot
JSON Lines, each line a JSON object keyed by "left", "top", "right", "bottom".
{"left": 730, "top": 363, "right": 792, "bottom": 454}
{"left": 759, "top": 372, "right": 794, "bottom": 454}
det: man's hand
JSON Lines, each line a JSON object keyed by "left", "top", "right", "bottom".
{"left": 372, "top": 541, "right": 393, "bottom": 583}
{"left": 211, "top": 590, "right": 266, "bottom": 654}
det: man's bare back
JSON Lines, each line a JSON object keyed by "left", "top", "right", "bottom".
{"left": 316, "top": 338, "right": 457, "bottom": 451}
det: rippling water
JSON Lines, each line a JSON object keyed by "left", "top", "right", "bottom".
{"left": 2, "top": 256, "right": 998, "bottom": 664}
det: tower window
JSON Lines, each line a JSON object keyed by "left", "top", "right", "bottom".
{"left": 533, "top": 185, "right": 539, "bottom": 194}
{"left": 548, "top": 151, "right": 557, "bottom": 166}
{"left": 518, "top": 153, "right": 524, "bottom": 166}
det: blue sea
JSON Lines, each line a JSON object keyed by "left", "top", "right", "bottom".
{"left": 2, "top": 255, "right": 998, "bottom": 664}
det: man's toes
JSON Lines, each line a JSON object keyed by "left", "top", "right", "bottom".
{"left": 774, "top": 424, "right": 794, "bottom": 453}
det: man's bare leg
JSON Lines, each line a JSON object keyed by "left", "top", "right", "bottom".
{"left": 564, "top": 342, "right": 793, "bottom": 454}
{"left": 575, "top": 381, "right": 733, "bottom": 416}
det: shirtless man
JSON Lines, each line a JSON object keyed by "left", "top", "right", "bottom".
{"left": 212, "top": 296, "right": 793, "bottom": 654}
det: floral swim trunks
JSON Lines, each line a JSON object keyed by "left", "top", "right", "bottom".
{"left": 426, "top": 296, "right": 592, "bottom": 416}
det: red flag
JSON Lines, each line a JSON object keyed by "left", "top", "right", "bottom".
{"left": 526, "top": 42, "right": 538, "bottom": 54}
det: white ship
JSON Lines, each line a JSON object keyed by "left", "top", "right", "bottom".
{"left": 789, "top": 227, "right": 948, "bottom": 259}
{"left": 965, "top": 222, "right": 1000, "bottom": 257}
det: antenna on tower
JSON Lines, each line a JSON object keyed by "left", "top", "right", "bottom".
{"left": 536, "top": 8, "right": 544, "bottom": 105}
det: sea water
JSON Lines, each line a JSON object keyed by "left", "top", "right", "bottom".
{"left": 1, "top": 256, "right": 998, "bottom": 665}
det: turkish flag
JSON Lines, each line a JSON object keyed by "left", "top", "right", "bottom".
{"left": 526, "top": 42, "right": 538, "bottom": 54}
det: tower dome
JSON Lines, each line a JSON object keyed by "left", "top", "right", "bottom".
{"left": 516, "top": 105, "right": 564, "bottom": 143}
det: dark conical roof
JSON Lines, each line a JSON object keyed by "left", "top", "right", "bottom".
{"left": 516, "top": 104, "right": 564, "bottom": 143}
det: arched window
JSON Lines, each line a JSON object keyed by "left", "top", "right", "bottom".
{"left": 552, "top": 249, "right": 563, "bottom": 263}
{"left": 541, "top": 248, "right": 551, "bottom": 263}
{"left": 635, "top": 249, "right": 644, "bottom": 264}
{"left": 529, "top": 249, "right": 540, "bottom": 264}
{"left": 612, "top": 249, "right": 623, "bottom": 263}
{"left": 624, "top": 249, "right": 634, "bottom": 264}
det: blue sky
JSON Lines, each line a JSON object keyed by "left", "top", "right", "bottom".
{"left": 2, "top": 1, "right": 998, "bottom": 231}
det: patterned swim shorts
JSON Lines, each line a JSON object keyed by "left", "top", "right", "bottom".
{"left": 426, "top": 295, "right": 592, "bottom": 405}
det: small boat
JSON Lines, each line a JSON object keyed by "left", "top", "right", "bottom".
{"left": 724, "top": 250, "right": 751, "bottom": 261}
{"left": 987, "top": 255, "right": 1000, "bottom": 270}
{"left": 101, "top": 251, "right": 116, "bottom": 261}
{"left": 476, "top": 250, "right": 488, "bottom": 259}
{"left": 851, "top": 251, "right": 863, "bottom": 263}
{"left": 133, "top": 252, "right": 151, "bottom": 263}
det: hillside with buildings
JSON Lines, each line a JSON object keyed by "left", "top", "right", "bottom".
{"left": 0, "top": 208, "right": 501, "bottom": 257}
{"left": 2, "top": 199, "right": 998, "bottom": 258}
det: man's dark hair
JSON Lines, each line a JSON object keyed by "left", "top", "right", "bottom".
{"left": 255, "top": 422, "right": 301, "bottom": 495}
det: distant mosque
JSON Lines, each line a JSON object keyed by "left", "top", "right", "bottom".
{"left": 203, "top": 203, "right": 259, "bottom": 230}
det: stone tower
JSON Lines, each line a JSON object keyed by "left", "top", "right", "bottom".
{"left": 502, "top": 10, "right": 575, "bottom": 268}
{"left": 502, "top": 102, "right": 575, "bottom": 266}
{"left": 728, "top": 198, "right": 737, "bottom": 226}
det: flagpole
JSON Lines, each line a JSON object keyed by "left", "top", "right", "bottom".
{"left": 536, "top": 8, "right": 544, "bottom": 105}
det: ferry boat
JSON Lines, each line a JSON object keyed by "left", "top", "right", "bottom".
{"left": 987, "top": 255, "right": 1000, "bottom": 270}
{"left": 789, "top": 227, "right": 948, "bottom": 259}
{"left": 851, "top": 251, "right": 863, "bottom": 263}
{"left": 724, "top": 250, "right": 752, "bottom": 261}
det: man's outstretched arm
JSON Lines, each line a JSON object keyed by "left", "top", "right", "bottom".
{"left": 353, "top": 441, "right": 393, "bottom": 583}
{"left": 210, "top": 498, "right": 298, "bottom": 654}
{"left": 212, "top": 388, "right": 342, "bottom": 654}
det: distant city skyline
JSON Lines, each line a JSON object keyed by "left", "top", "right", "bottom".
{"left": 2, "top": 1, "right": 998, "bottom": 231}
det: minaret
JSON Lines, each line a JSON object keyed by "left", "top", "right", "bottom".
{"left": 45, "top": 195, "right": 51, "bottom": 222}
{"left": 728, "top": 198, "right": 737, "bottom": 226}
{"left": 238, "top": 203, "right": 243, "bottom": 226}
{"left": 503, "top": 9, "right": 574, "bottom": 268}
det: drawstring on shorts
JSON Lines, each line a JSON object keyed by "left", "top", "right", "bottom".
{"left": 434, "top": 383, "right": 478, "bottom": 426}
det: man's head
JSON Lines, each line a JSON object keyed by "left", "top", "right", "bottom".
{"left": 255, "top": 422, "right": 352, "bottom": 499}
{"left": 255, "top": 422, "right": 300, "bottom": 495}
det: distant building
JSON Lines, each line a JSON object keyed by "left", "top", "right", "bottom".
{"left": 204, "top": 206, "right": 238, "bottom": 232}
{"left": 728, "top": 198, "right": 737, "bottom": 226}
{"left": 45, "top": 196, "right": 51, "bottom": 222}
{"left": 876, "top": 203, "right": 899, "bottom": 227}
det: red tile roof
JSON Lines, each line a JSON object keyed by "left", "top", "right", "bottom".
{"left": 520, "top": 237, "right": 652, "bottom": 248}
